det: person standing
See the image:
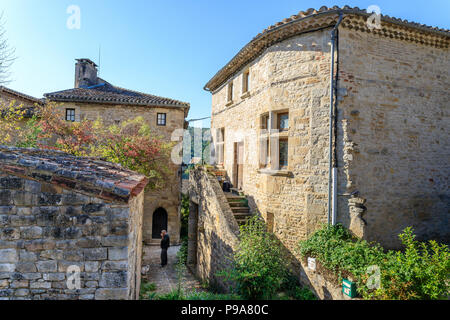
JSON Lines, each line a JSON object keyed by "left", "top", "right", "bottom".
{"left": 160, "top": 230, "right": 170, "bottom": 267}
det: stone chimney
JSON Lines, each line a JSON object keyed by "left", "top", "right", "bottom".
{"left": 74, "top": 58, "right": 99, "bottom": 88}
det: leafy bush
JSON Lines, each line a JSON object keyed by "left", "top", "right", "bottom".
{"left": 184, "top": 290, "right": 242, "bottom": 300}
{"left": 219, "top": 215, "right": 289, "bottom": 300}
{"left": 1, "top": 102, "right": 172, "bottom": 190}
{"left": 180, "top": 194, "right": 189, "bottom": 239}
{"left": 299, "top": 224, "right": 450, "bottom": 300}
{"left": 281, "top": 273, "right": 317, "bottom": 300}
{"left": 139, "top": 281, "right": 157, "bottom": 300}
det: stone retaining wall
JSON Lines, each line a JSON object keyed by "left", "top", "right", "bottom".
{"left": 188, "top": 167, "right": 239, "bottom": 291}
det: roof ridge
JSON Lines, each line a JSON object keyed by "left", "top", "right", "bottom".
{"left": 45, "top": 79, "right": 190, "bottom": 108}
{"left": 0, "top": 86, "right": 44, "bottom": 104}
{"left": 204, "top": 5, "right": 450, "bottom": 91}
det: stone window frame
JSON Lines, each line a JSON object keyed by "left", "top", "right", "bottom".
{"left": 258, "top": 110, "right": 290, "bottom": 172}
{"left": 215, "top": 127, "right": 225, "bottom": 166}
{"left": 65, "top": 108, "right": 75, "bottom": 122}
{"left": 157, "top": 113, "right": 167, "bottom": 126}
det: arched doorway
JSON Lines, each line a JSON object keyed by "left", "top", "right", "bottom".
{"left": 152, "top": 207, "right": 168, "bottom": 239}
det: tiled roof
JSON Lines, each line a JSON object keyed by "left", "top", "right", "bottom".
{"left": 204, "top": 5, "right": 450, "bottom": 91}
{"left": 44, "top": 79, "right": 190, "bottom": 108}
{"left": 0, "top": 146, "right": 149, "bottom": 203}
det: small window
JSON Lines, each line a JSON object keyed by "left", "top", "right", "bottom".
{"left": 279, "top": 138, "right": 288, "bottom": 169}
{"left": 157, "top": 113, "right": 166, "bottom": 126}
{"left": 65, "top": 108, "right": 75, "bottom": 122}
{"left": 227, "top": 82, "right": 233, "bottom": 102}
{"left": 242, "top": 70, "right": 250, "bottom": 94}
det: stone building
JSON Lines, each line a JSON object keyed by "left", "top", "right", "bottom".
{"left": 0, "top": 146, "right": 148, "bottom": 300}
{"left": 44, "top": 59, "right": 190, "bottom": 245}
{"left": 0, "top": 86, "right": 43, "bottom": 122}
{"left": 203, "top": 5, "right": 449, "bottom": 256}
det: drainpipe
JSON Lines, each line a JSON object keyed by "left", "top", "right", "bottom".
{"left": 328, "top": 12, "right": 343, "bottom": 226}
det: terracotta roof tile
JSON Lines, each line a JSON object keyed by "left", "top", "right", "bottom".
{"left": 204, "top": 6, "right": 450, "bottom": 91}
{"left": 44, "top": 79, "right": 189, "bottom": 108}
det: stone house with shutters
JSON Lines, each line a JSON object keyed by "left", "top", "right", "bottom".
{"left": 44, "top": 59, "right": 190, "bottom": 245}
{"left": 204, "top": 6, "right": 449, "bottom": 254}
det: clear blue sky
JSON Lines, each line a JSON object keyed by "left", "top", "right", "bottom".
{"left": 1, "top": 0, "right": 449, "bottom": 127}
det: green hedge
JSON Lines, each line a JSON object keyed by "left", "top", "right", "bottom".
{"left": 298, "top": 224, "right": 449, "bottom": 300}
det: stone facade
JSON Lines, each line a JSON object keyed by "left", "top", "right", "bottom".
{"left": 0, "top": 146, "right": 148, "bottom": 300}
{"left": 210, "top": 28, "right": 335, "bottom": 257}
{"left": 206, "top": 6, "right": 449, "bottom": 276}
{"left": 188, "top": 167, "right": 239, "bottom": 291}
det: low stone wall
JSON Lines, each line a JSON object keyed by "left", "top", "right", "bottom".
{"left": 0, "top": 147, "right": 148, "bottom": 300}
{"left": 299, "top": 259, "right": 356, "bottom": 300}
{"left": 188, "top": 167, "right": 239, "bottom": 291}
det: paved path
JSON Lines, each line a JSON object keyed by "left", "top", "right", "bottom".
{"left": 141, "top": 245, "right": 203, "bottom": 295}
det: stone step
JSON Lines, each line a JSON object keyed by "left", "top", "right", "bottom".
{"left": 235, "top": 217, "right": 252, "bottom": 225}
{"left": 226, "top": 194, "right": 246, "bottom": 201}
{"left": 233, "top": 212, "right": 252, "bottom": 218}
{"left": 229, "top": 201, "right": 247, "bottom": 207}
{"left": 231, "top": 207, "right": 250, "bottom": 214}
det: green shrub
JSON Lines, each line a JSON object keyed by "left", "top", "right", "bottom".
{"left": 299, "top": 224, "right": 450, "bottom": 300}
{"left": 281, "top": 273, "right": 317, "bottom": 300}
{"left": 157, "top": 289, "right": 185, "bottom": 300}
{"left": 218, "top": 216, "right": 289, "bottom": 300}
{"left": 184, "top": 290, "right": 242, "bottom": 300}
{"left": 139, "top": 281, "right": 157, "bottom": 300}
{"left": 180, "top": 194, "right": 189, "bottom": 238}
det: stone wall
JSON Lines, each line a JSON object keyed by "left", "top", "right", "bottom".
{"left": 336, "top": 26, "right": 450, "bottom": 248}
{"left": 0, "top": 175, "right": 144, "bottom": 300}
{"left": 0, "top": 147, "right": 148, "bottom": 300}
{"left": 188, "top": 167, "right": 239, "bottom": 291}
{"left": 211, "top": 29, "right": 333, "bottom": 258}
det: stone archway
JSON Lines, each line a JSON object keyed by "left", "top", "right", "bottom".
{"left": 152, "top": 207, "right": 168, "bottom": 239}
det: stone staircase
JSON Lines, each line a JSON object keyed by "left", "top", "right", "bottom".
{"left": 225, "top": 192, "right": 252, "bottom": 226}
{"left": 206, "top": 166, "right": 253, "bottom": 226}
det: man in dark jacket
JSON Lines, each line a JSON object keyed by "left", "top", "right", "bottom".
{"left": 160, "top": 230, "right": 170, "bottom": 267}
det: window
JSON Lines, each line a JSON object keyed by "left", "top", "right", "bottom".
{"left": 216, "top": 128, "right": 225, "bottom": 166}
{"left": 157, "top": 113, "right": 166, "bottom": 126}
{"left": 65, "top": 108, "right": 75, "bottom": 122}
{"left": 227, "top": 82, "right": 233, "bottom": 103}
{"left": 277, "top": 112, "right": 289, "bottom": 131}
{"left": 279, "top": 138, "right": 288, "bottom": 169}
{"left": 259, "top": 111, "right": 290, "bottom": 170}
{"left": 242, "top": 70, "right": 250, "bottom": 94}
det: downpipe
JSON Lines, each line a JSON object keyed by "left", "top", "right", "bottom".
{"left": 328, "top": 12, "right": 343, "bottom": 226}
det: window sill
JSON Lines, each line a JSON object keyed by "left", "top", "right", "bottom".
{"left": 225, "top": 100, "right": 234, "bottom": 107}
{"left": 240, "top": 92, "right": 250, "bottom": 99}
{"left": 257, "top": 168, "right": 293, "bottom": 177}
